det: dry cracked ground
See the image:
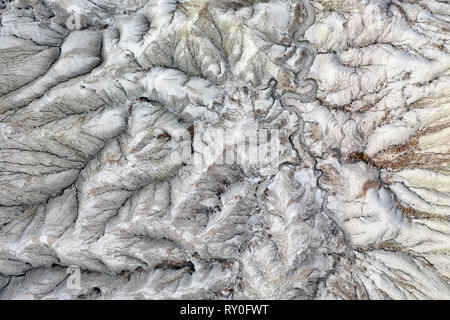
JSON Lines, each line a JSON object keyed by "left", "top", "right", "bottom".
{"left": 0, "top": 0, "right": 449, "bottom": 300}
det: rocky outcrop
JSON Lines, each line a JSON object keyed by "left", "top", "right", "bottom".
{"left": 0, "top": 0, "right": 449, "bottom": 299}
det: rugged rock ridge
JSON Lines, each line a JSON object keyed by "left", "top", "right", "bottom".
{"left": 0, "top": 0, "right": 449, "bottom": 299}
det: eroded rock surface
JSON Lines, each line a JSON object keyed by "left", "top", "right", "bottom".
{"left": 0, "top": 0, "right": 449, "bottom": 299}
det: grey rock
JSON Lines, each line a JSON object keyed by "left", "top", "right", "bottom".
{"left": 0, "top": 0, "right": 449, "bottom": 300}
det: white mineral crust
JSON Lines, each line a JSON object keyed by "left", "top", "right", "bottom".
{"left": 0, "top": 0, "right": 449, "bottom": 299}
